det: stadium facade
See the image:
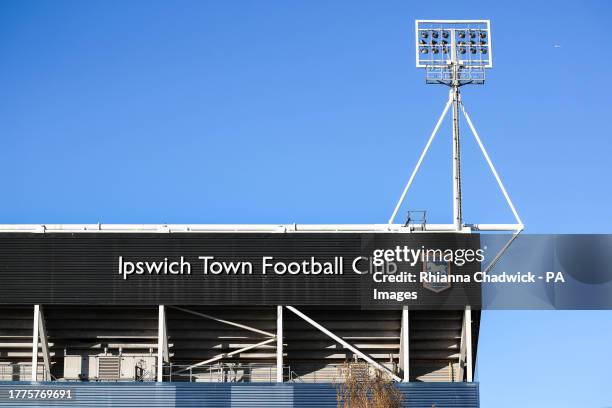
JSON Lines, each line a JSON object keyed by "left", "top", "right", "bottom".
{"left": 0, "top": 224, "right": 480, "bottom": 407}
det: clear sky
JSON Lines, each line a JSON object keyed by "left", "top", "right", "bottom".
{"left": 1, "top": 1, "right": 611, "bottom": 406}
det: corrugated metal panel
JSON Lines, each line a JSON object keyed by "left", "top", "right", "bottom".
{"left": 401, "top": 382, "right": 480, "bottom": 407}
{"left": 0, "top": 233, "right": 481, "bottom": 309}
{"left": 0, "top": 381, "right": 478, "bottom": 407}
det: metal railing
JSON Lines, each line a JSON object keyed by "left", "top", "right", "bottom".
{"left": 425, "top": 65, "right": 485, "bottom": 85}
{"left": 287, "top": 363, "right": 396, "bottom": 383}
{"left": 135, "top": 363, "right": 156, "bottom": 382}
{"left": 405, "top": 210, "right": 427, "bottom": 229}
{"left": 162, "top": 362, "right": 397, "bottom": 383}
{"left": 162, "top": 363, "right": 290, "bottom": 382}
{"left": 0, "top": 363, "right": 50, "bottom": 381}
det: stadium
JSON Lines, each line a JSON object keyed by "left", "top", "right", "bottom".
{"left": 0, "top": 225, "right": 483, "bottom": 407}
{"left": 0, "top": 19, "right": 518, "bottom": 408}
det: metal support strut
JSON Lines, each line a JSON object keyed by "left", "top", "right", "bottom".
{"left": 389, "top": 93, "right": 453, "bottom": 224}
{"left": 31, "top": 305, "right": 51, "bottom": 382}
{"left": 31, "top": 305, "right": 40, "bottom": 381}
{"left": 464, "top": 306, "right": 473, "bottom": 382}
{"left": 276, "top": 305, "right": 283, "bottom": 382}
{"left": 286, "top": 306, "right": 402, "bottom": 382}
{"left": 157, "top": 305, "right": 168, "bottom": 382}
{"left": 400, "top": 306, "right": 409, "bottom": 382}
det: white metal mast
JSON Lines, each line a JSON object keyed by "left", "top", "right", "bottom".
{"left": 389, "top": 20, "right": 523, "bottom": 238}
{"left": 450, "top": 47, "right": 463, "bottom": 231}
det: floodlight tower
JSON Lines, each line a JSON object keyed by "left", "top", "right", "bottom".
{"left": 389, "top": 20, "right": 523, "bottom": 241}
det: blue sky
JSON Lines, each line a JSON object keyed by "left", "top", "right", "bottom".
{"left": 0, "top": 1, "right": 611, "bottom": 406}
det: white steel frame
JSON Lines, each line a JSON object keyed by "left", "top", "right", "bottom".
{"left": 157, "top": 305, "right": 169, "bottom": 382}
{"left": 399, "top": 306, "right": 409, "bottom": 382}
{"left": 464, "top": 306, "right": 473, "bottom": 382}
{"left": 24, "top": 303, "right": 468, "bottom": 384}
{"left": 169, "top": 305, "right": 405, "bottom": 382}
{"left": 458, "top": 306, "right": 473, "bottom": 382}
{"left": 31, "top": 305, "right": 51, "bottom": 382}
{"left": 276, "top": 305, "right": 283, "bottom": 383}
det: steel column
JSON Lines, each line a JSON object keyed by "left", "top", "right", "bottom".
{"left": 451, "top": 86, "right": 463, "bottom": 231}
{"left": 31, "top": 305, "right": 40, "bottom": 381}
{"left": 401, "top": 306, "right": 409, "bottom": 382}
{"left": 38, "top": 306, "right": 51, "bottom": 380}
{"left": 276, "top": 305, "right": 283, "bottom": 382}
{"left": 465, "top": 306, "right": 473, "bottom": 382}
{"left": 157, "top": 305, "right": 168, "bottom": 382}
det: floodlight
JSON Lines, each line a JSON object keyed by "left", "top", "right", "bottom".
{"left": 400, "top": 19, "right": 508, "bottom": 232}
{"left": 391, "top": 18, "right": 523, "bottom": 277}
{"left": 415, "top": 20, "right": 492, "bottom": 86}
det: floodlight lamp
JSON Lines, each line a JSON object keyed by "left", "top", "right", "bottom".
{"left": 415, "top": 20, "right": 492, "bottom": 86}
